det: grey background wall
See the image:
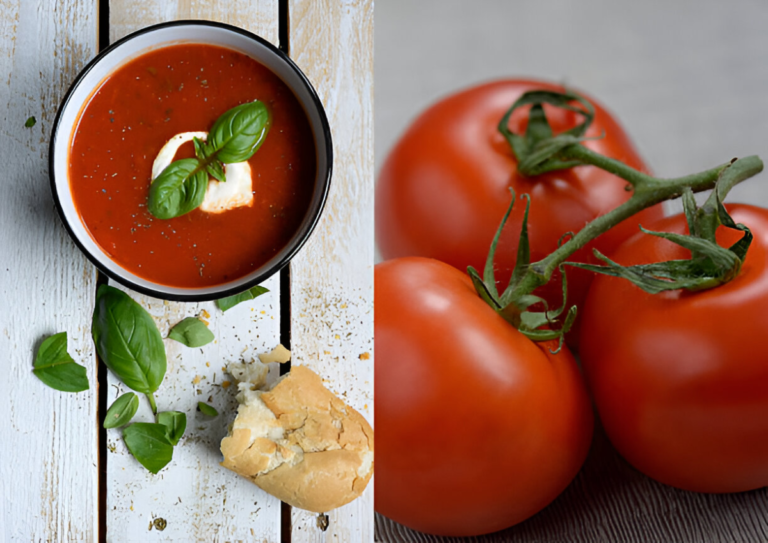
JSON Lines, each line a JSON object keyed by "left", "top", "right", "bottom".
{"left": 375, "top": 0, "right": 768, "bottom": 212}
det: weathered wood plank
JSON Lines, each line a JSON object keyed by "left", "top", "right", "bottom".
{"left": 104, "top": 280, "right": 283, "bottom": 542}
{"left": 106, "top": 2, "right": 282, "bottom": 541}
{"left": 0, "top": 0, "right": 99, "bottom": 541}
{"left": 287, "top": 1, "right": 375, "bottom": 542}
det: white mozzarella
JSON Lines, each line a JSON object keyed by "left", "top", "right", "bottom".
{"left": 151, "top": 131, "right": 254, "bottom": 214}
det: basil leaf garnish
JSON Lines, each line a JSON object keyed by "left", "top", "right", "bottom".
{"left": 157, "top": 411, "right": 187, "bottom": 445}
{"left": 216, "top": 285, "right": 270, "bottom": 312}
{"left": 103, "top": 392, "right": 139, "bottom": 429}
{"left": 192, "top": 136, "right": 208, "bottom": 161}
{"left": 33, "top": 332, "right": 89, "bottom": 393}
{"left": 197, "top": 402, "right": 218, "bottom": 417}
{"left": 123, "top": 423, "right": 174, "bottom": 474}
{"left": 148, "top": 158, "right": 209, "bottom": 219}
{"left": 167, "top": 317, "right": 214, "bottom": 348}
{"left": 92, "top": 285, "right": 167, "bottom": 394}
{"left": 207, "top": 100, "right": 272, "bottom": 164}
{"left": 206, "top": 159, "right": 226, "bottom": 183}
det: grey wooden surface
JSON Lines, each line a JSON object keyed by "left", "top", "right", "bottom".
{"left": 375, "top": 0, "right": 768, "bottom": 541}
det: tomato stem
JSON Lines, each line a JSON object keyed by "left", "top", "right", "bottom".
{"left": 510, "top": 155, "right": 762, "bottom": 299}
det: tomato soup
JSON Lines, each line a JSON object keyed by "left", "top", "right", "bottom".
{"left": 69, "top": 44, "right": 316, "bottom": 288}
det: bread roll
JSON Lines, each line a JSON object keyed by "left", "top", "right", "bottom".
{"left": 221, "top": 360, "right": 373, "bottom": 513}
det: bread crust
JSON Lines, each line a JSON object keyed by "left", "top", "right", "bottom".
{"left": 221, "top": 364, "right": 373, "bottom": 512}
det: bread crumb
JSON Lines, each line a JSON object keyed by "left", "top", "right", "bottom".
{"left": 206, "top": 362, "right": 210, "bottom": 367}
{"left": 258, "top": 344, "right": 291, "bottom": 364}
{"left": 201, "top": 309, "right": 211, "bottom": 319}
{"left": 334, "top": 334, "right": 340, "bottom": 340}
{"left": 359, "top": 352, "right": 370, "bottom": 361}
{"left": 222, "top": 381, "right": 232, "bottom": 389}
{"left": 192, "top": 375, "right": 201, "bottom": 385}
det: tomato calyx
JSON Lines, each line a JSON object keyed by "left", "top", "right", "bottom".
{"left": 468, "top": 190, "right": 577, "bottom": 352}
{"left": 498, "top": 90, "right": 597, "bottom": 177}
{"left": 569, "top": 162, "right": 756, "bottom": 293}
{"left": 479, "top": 89, "right": 763, "bottom": 339}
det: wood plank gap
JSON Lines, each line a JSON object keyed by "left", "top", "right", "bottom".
{"left": 96, "top": 4, "right": 110, "bottom": 540}
{"left": 279, "top": 0, "right": 290, "bottom": 56}
{"left": 98, "top": 0, "right": 110, "bottom": 51}
{"left": 96, "top": 272, "right": 109, "bottom": 543}
{"left": 279, "top": 3, "right": 293, "bottom": 540}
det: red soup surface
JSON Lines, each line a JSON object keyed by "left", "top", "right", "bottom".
{"left": 69, "top": 43, "right": 316, "bottom": 288}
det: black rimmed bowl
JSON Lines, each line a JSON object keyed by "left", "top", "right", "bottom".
{"left": 49, "top": 20, "right": 332, "bottom": 301}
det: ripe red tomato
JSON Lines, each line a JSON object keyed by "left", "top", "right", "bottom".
{"left": 376, "top": 80, "right": 662, "bottom": 347}
{"left": 580, "top": 204, "right": 768, "bottom": 493}
{"left": 375, "top": 257, "right": 593, "bottom": 536}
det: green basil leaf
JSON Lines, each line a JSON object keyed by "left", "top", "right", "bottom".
{"left": 167, "top": 317, "right": 214, "bottom": 348}
{"left": 103, "top": 392, "right": 139, "bottom": 429}
{"left": 206, "top": 159, "right": 226, "bottom": 183}
{"left": 123, "top": 423, "right": 174, "bottom": 474}
{"left": 157, "top": 411, "right": 187, "bottom": 445}
{"left": 33, "top": 332, "right": 89, "bottom": 393}
{"left": 216, "top": 285, "right": 270, "bottom": 312}
{"left": 25, "top": 116, "right": 36, "bottom": 128}
{"left": 197, "top": 402, "right": 218, "bottom": 417}
{"left": 148, "top": 158, "right": 209, "bottom": 219}
{"left": 192, "top": 136, "right": 208, "bottom": 161}
{"left": 92, "top": 285, "right": 167, "bottom": 394}
{"left": 207, "top": 100, "right": 272, "bottom": 164}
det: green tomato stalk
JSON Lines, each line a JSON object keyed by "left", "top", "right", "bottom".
{"left": 474, "top": 89, "right": 764, "bottom": 348}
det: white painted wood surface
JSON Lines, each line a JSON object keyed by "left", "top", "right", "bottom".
{"left": 106, "top": 2, "right": 284, "bottom": 541}
{"left": 105, "top": 279, "right": 283, "bottom": 542}
{"left": 0, "top": 0, "right": 99, "bottom": 541}
{"left": 0, "top": 1, "right": 373, "bottom": 540}
{"left": 288, "top": 1, "right": 375, "bottom": 541}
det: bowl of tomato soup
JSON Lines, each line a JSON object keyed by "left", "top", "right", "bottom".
{"left": 49, "top": 21, "right": 331, "bottom": 301}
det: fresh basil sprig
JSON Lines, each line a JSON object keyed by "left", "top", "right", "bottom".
{"left": 103, "top": 392, "right": 139, "bottom": 429}
{"left": 148, "top": 100, "right": 272, "bottom": 220}
{"left": 33, "top": 332, "right": 89, "bottom": 393}
{"left": 123, "top": 423, "right": 174, "bottom": 474}
{"left": 92, "top": 285, "right": 167, "bottom": 414}
{"left": 157, "top": 411, "right": 187, "bottom": 445}
{"left": 168, "top": 317, "right": 215, "bottom": 348}
{"left": 216, "top": 285, "right": 270, "bottom": 312}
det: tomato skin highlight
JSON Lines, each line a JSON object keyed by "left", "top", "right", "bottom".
{"left": 376, "top": 80, "right": 662, "bottom": 349}
{"left": 580, "top": 204, "right": 768, "bottom": 493}
{"left": 374, "top": 257, "right": 594, "bottom": 536}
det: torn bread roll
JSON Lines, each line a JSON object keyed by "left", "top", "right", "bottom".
{"left": 221, "top": 359, "right": 373, "bottom": 512}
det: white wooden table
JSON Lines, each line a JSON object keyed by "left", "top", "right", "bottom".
{"left": 0, "top": 1, "right": 373, "bottom": 541}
